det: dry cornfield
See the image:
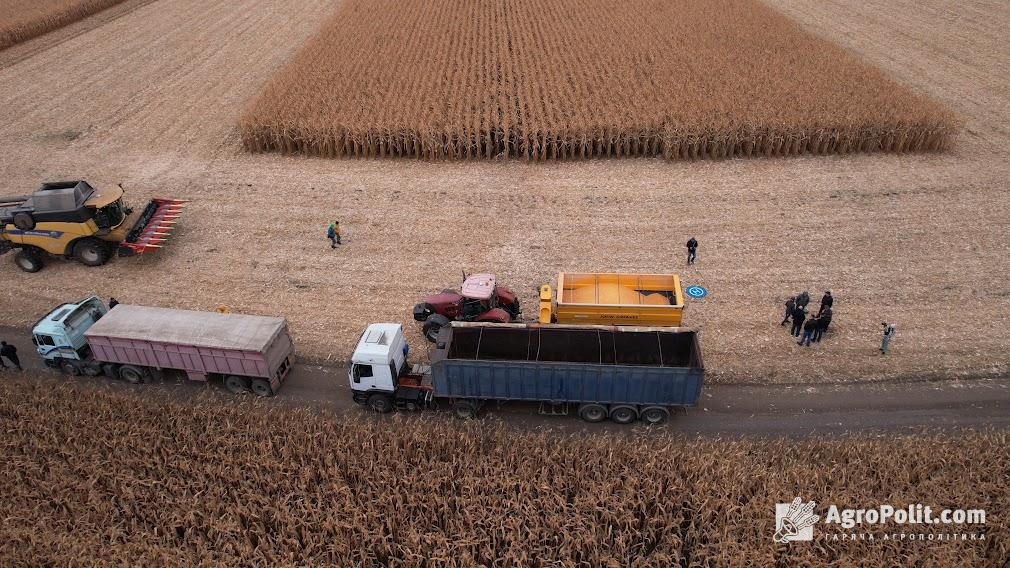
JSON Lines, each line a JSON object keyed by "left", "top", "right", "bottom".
{"left": 240, "top": 0, "right": 960, "bottom": 161}
{"left": 0, "top": 0, "right": 126, "bottom": 50}
{"left": 0, "top": 380, "right": 1005, "bottom": 567}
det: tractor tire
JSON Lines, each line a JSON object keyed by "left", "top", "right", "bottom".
{"left": 577, "top": 403, "right": 607, "bottom": 423}
{"left": 12, "top": 211, "right": 35, "bottom": 231}
{"left": 118, "top": 365, "right": 147, "bottom": 384}
{"left": 640, "top": 406, "right": 670, "bottom": 425}
{"left": 367, "top": 393, "right": 394, "bottom": 413}
{"left": 224, "top": 375, "right": 251, "bottom": 395}
{"left": 250, "top": 378, "right": 273, "bottom": 397}
{"left": 609, "top": 405, "right": 638, "bottom": 425}
{"left": 423, "top": 313, "right": 451, "bottom": 343}
{"left": 412, "top": 302, "right": 435, "bottom": 322}
{"left": 73, "top": 238, "right": 111, "bottom": 267}
{"left": 502, "top": 300, "right": 522, "bottom": 320}
{"left": 14, "top": 250, "right": 43, "bottom": 273}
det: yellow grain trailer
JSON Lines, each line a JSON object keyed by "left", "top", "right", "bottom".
{"left": 539, "top": 272, "right": 685, "bottom": 326}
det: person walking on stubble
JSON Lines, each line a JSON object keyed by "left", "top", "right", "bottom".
{"left": 880, "top": 322, "right": 896, "bottom": 354}
{"left": 790, "top": 304, "right": 807, "bottom": 337}
{"left": 327, "top": 220, "right": 342, "bottom": 248}
{"left": 686, "top": 237, "right": 698, "bottom": 265}
{"left": 781, "top": 295, "right": 797, "bottom": 326}
{"left": 0, "top": 341, "right": 22, "bottom": 370}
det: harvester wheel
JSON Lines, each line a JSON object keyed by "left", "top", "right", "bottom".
{"left": 640, "top": 406, "right": 670, "bottom": 425}
{"left": 73, "top": 238, "right": 111, "bottom": 267}
{"left": 423, "top": 314, "right": 451, "bottom": 343}
{"left": 454, "top": 400, "right": 478, "bottom": 420}
{"left": 14, "top": 250, "right": 43, "bottom": 273}
{"left": 250, "top": 378, "right": 273, "bottom": 397}
{"left": 577, "top": 403, "right": 607, "bottom": 423}
{"left": 12, "top": 211, "right": 35, "bottom": 230}
{"left": 224, "top": 375, "right": 251, "bottom": 395}
{"left": 609, "top": 405, "right": 638, "bottom": 425}
{"left": 367, "top": 393, "right": 394, "bottom": 413}
{"left": 118, "top": 365, "right": 147, "bottom": 384}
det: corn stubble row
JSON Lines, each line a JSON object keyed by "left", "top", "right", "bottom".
{"left": 240, "top": 0, "right": 958, "bottom": 161}
{"left": 0, "top": 0, "right": 126, "bottom": 51}
{"left": 1, "top": 382, "right": 1005, "bottom": 567}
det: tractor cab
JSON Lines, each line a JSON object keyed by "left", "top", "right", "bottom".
{"left": 32, "top": 296, "right": 108, "bottom": 363}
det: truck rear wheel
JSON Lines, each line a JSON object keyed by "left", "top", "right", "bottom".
{"left": 250, "top": 378, "right": 273, "bottom": 397}
{"left": 640, "top": 406, "right": 670, "bottom": 425}
{"left": 118, "top": 365, "right": 147, "bottom": 384}
{"left": 609, "top": 405, "right": 638, "bottom": 425}
{"left": 14, "top": 250, "right": 43, "bottom": 273}
{"left": 224, "top": 375, "right": 251, "bottom": 394}
{"left": 577, "top": 403, "right": 607, "bottom": 423}
{"left": 73, "top": 238, "right": 111, "bottom": 267}
{"left": 367, "top": 393, "right": 393, "bottom": 413}
{"left": 454, "top": 400, "right": 478, "bottom": 420}
{"left": 423, "top": 314, "right": 451, "bottom": 343}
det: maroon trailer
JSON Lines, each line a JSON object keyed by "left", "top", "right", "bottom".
{"left": 79, "top": 303, "right": 295, "bottom": 396}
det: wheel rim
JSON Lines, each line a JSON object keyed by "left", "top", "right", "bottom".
{"left": 612, "top": 408, "right": 635, "bottom": 424}
{"left": 121, "top": 369, "right": 142, "bottom": 383}
{"left": 225, "top": 376, "right": 249, "bottom": 394}
{"left": 581, "top": 406, "right": 605, "bottom": 422}
{"left": 81, "top": 247, "right": 100, "bottom": 263}
{"left": 369, "top": 397, "right": 390, "bottom": 412}
{"left": 251, "top": 380, "right": 272, "bottom": 397}
{"left": 16, "top": 256, "right": 36, "bottom": 270}
{"left": 642, "top": 408, "right": 667, "bottom": 424}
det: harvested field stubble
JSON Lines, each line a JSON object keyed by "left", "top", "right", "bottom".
{"left": 240, "top": 0, "right": 959, "bottom": 161}
{"left": 0, "top": 0, "right": 127, "bottom": 50}
{"left": 0, "top": 381, "right": 1005, "bottom": 566}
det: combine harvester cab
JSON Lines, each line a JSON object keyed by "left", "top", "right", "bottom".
{"left": 0, "top": 181, "right": 187, "bottom": 272}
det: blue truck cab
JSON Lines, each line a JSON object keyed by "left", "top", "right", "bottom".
{"left": 32, "top": 295, "right": 108, "bottom": 365}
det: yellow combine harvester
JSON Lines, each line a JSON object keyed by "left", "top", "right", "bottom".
{"left": 539, "top": 272, "right": 685, "bottom": 326}
{"left": 0, "top": 181, "right": 186, "bottom": 273}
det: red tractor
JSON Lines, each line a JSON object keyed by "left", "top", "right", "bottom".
{"left": 413, "top": 273, "right": 521, "bottom": 341}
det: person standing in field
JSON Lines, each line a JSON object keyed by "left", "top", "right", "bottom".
{"left": 781, "top": 295, "right": 797, "bottom": 326}
{"left": 0, "top": 341, "right": 22, "bottom": 370}
{"left": 686, "top": 237, "right": 698, "bottom": 265}
{"left": 109, "top": 297, "right": 119, "bottom": 309}
{"left": 798, "top": 316, "right": 818, "bottom": 347}
{"left": 327, "top": 220, "right": 342, "bottom": 248}
{"left": 796, "top": 291, "right": 811, "bottom": 311}
{"left": 790, "top": 305, "right": 807, "bottom": 337}
{"left": 817, "top": 290, "right": 833, "bottom": 316}
{"left": 880, "top": 323, "right": 896, "bottom": 354}
{"left": 814, "top": 306, "right": 832, "bottom": 342}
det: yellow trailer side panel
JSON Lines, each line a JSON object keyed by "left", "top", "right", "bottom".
{"left": 553, "top": 272, "right": 684, "bottom": 326}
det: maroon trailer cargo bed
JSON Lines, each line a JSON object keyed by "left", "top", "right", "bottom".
{"left": 84, "top": 305, "right": 294, "bottom": 392}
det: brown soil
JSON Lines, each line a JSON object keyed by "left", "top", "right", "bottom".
{"left": 0, "top": 0, "right": 1007, "bottom": 384}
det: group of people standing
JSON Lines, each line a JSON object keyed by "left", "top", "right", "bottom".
{"left": 782, "top": 291, "right": 833, "bottom": 347}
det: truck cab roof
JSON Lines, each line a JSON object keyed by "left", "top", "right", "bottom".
{"left": 352, "top": 323, "right": 403, "bottom": 364}
{"left": 32, "top": 296, "right": 106, "bottom": 337}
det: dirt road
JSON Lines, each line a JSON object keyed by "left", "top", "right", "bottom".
{"left": 0, "top": 0, "right": 1007, "bottom": 384}
{"left": 3, "top": 326, "right": 1007, "bottom": 437}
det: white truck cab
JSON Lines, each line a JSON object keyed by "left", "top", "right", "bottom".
{"left": 349, "top": 323, "right": 408, "bottom": 395}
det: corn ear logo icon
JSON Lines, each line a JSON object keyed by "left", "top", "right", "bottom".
{"left": 774, "top": 497, "right": 819, "bottom": 542}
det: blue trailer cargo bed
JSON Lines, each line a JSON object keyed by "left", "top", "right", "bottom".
{"left": 430, "top": 323, "right": 703, "bottom": 406}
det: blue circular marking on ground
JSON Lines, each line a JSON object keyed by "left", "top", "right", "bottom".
{"left": 685, "top": 285, "right": 708, "bottom": 299}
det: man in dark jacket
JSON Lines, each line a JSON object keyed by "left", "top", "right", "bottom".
{"left": 781, "top": 295, "right": 797, "bottom": 326}
{"left": 799, "top": 316, "right": 818, "bottom": 347}
{"left": 814, "top": 306, "right": 832, "bottom": 342}
{"left": 686, "top": 237, "right": 698, "bottom": 265}
{"left": 796, "top": 291, "right": 811, "bottom": 310}
{"left": 818, "top": 291, "right": 833, "bottom": 316}
{"left": 0, "top": 341, "right": 21, "bottom": 370}
{"left": 790, "top": 305, "right": 807, "bottom": 337}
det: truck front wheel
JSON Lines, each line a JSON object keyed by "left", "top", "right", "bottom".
{"left": 367, "top": 393, "right": 393, "bottom": 413}
{"left": 59, "top": 359, "right": 81, "bottom": 376}
{"left": 118, "top": 365, "right": 147, "bottom": 384}
{"left": 577, "top": 403, "right": 607, "bottom": 423}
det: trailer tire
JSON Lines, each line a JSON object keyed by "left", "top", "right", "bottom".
{"left": 14, "top": 250, "right": 43, "bottom": 273}
{"left": 12, "top": 211, "right": 35, "bottom": 231}
{"left": 224, "top": 375, "right": 251, "bottom": 395}
{"left": 118, "top": 365, "right": 147, "bottom": 384}
{"left": 577, "top": 403, "right": 607, "bottom": 423}
{"left": 423, "top": 314, "right": 451, "bottom": 343}
{"left": 250, "top": 378, "right": 273, "bottom": 397}
{"left": 454, "top": 400, "right": 478, "bottom": 420}
{"left": 367, "top": 393, "right": 394, "bottom": 413}
{"left": 73, "top": 238, "right": 111, "bottom": 267}
{"left": 609, "top": 405, "right": 638, "bottom": 425}
{"left": 640, "top": 406, "right": 670, "bottom": 425}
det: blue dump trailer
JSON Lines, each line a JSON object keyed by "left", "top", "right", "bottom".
{"left": 349, "top": 322, "right": 703, "bottom": 425}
